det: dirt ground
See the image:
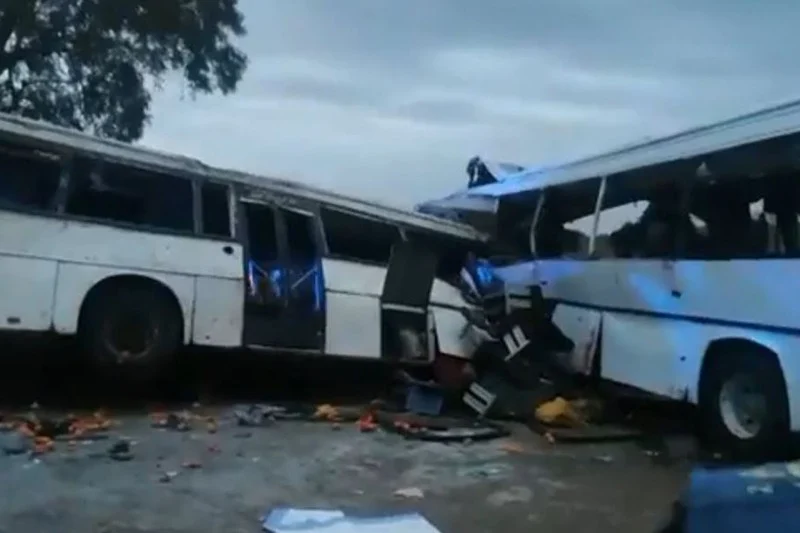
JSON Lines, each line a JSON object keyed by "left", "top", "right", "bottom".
{"left": 0, "top": 408, "right": 692, "bottom": 533}
{"left": 0, "top": 350, "right": 692, "bottom": 533}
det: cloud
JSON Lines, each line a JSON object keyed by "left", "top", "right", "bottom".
{"left": 142, "top": 0, "right": 800, "bottom": 207}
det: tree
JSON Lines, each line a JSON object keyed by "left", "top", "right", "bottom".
{"left": 0, "top": 0, "right": 247, "bottom": 142}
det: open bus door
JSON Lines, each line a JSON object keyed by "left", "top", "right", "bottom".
{"left": 381, "top": 240, "right": 439, "bottom": 362}
{"left": 240, "top": 200, "right": 324, "bottom": 351}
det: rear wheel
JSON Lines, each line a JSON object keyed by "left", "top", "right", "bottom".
{"left": 699, "top": 345, "right": 789, "bottom": 460}
{"left": 79, "top": 281, "right": 182, "bottom": 381}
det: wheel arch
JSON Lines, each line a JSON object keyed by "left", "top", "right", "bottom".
{"left": 699, "top": 337, "right": 784, "bottom": 393}
{"left": 77, "top": 274, "right": 186, "bottom": 345}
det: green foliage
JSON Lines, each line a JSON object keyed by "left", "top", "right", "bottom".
{"left": 0, "top": 0, "right": 248, "bottom": 141}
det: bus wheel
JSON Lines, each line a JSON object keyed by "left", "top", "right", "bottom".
{"left": 700, "top": 345, "right": 789, "bottom": 460}
{"left": 79, "top": 280, "right": 182, "bottom": 380}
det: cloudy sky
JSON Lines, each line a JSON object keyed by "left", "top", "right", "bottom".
{"left": 142, "top": 0, "right": 800, "bottom": 209}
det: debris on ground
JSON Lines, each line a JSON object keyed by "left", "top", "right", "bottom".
{"left": 0, "top": 431, "right": 29, "bottom": 455}
{"left": 158, "top": 470, "right": 179, "bottom": 483}
{"left": 498, "top": 440, "right": 526, "bottom": 454}
{"left": 151, "top": 411, "right": 191, "bottom": 432}
{"left": 534, "top": 397, "right": 588, "bottom": 426}
{"left": 313, "top": 404, "right": 341, "bottom": 422}
{"left": 233, "top": 403, "right": 310, "bottom": 426}
{"left": 393, "top": 486, "right": 425, "bottom": 499}
{"left": 108, "top": 439, "right": 133, "bottom": 461}
{"left": 262, "top": 508, "right": 441, "bottom": 533}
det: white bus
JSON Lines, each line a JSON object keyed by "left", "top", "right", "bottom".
{"left": 0, "top": 113, "right": 489, "bottom": 380}
{"left": 420, "top": 98, "right": 800, "bottom": 456}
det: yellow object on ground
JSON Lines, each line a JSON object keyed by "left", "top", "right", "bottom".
{"left": 534, "top": 397, "right": 587, "bottom": 427}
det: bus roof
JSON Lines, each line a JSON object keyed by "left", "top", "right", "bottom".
{"left": 460, "top": 96, "right": 800, "bottom": 199}
{"left": 0, "top": 112, "right": 487, "bottom": 243}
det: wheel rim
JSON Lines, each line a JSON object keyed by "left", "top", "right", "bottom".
{"left": 718, "top": 373, "right": 768, "bottom": 440}
{"left": 102, "top": 309, "right": 159, "bottom": 363}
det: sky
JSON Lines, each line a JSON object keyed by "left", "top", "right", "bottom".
{"left": 142, "top": 0, "right": 800, "bottom": 210}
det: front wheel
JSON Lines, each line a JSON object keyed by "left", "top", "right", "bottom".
{"left": 79, "top": 282, "right": 182, "bottom": 381}
{"left": 699, "top": 346, "right": 790, "bottom": 460}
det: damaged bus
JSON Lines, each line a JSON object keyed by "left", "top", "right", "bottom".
{"left": 0, "top": 113, "right": 489, "bottom": 379}
{"left": 421, "top": 98, "right": 800, "bottom": 457}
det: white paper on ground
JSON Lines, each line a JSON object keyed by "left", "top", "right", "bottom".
{"left": 262, "top": 508, "right": 441, "bottom": 533}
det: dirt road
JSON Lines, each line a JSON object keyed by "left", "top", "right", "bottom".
{"left": 0, "top": 408, "right": 690, "bottom": 533}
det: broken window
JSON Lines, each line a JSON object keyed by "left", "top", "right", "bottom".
{"left": 320, "top": 207, "right": 401, "bottom": 264}
{"left": 532, "top": 180, "right": 599, "bottom": 259}
{"left": 245, "top": 203, "right": 279, "bottom": 262}
{"left": 0, "top": 141, "right": 62, "bottom": 211}
{"left": 65, "top": 158, "right": 193, "bottom": 233}
{"left": 591, "top": 175, "right": 694, "bottom": 259}
{"left": 685, "top": 172, "right": 800, "bottom": 259}
{"left": 201, "top": 181, "right": 231, "bottom": 238}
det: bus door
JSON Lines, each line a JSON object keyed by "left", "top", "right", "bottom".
{"left": 381, "top": 240, "right": 439, "bottom": 362}
{"left": 241, "top": 200, "right": 324, "bottom": 351}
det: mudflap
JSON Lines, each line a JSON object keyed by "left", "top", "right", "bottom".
{"left": 380, "top": 241, "right": 439, "bottom": 362}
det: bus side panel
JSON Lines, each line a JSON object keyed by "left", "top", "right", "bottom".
{"left": 53, "top": 263, "right": 195, "bottom": 342}
{"left": 600, "top": 312, "right": 687, "bottom": 399}
{"left": 321, "top": 258, "right": 383, "bottom": 359}
{"left": 0, "top": 211, "right": 242, "bottom": 279}
{"left": 0, "top": 255, "right": 57, "bottom": 332}
{"left": 325, "top": 292, "right": 381, "bottom": 358}
{"left": 192, "top": 276, "right": 244, "bottom": 347}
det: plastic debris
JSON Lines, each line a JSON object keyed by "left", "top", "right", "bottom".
{"left": 393, "top": 487, "right": 425, "bottom": 499}
{"left": 262, "top": 508, "right": 441, "bottom": 533}
{"left": 534, "top": 397, "right": 587, "bottom": 427}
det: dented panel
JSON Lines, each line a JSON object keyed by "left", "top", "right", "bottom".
{"left": 550, "top": 303, "right": 601, "bottom": 375}
{"left": 432, "top": 306, "right": 481, "bottom": 361}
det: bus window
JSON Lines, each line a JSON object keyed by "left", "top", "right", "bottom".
{"left": 66, "top": 158, "right": 193, "bottom": 233}
{"left": 0, "top": 142, "right": 61, "bottom": 211}
{"left": 245, "top": 204, "right": 278, "bottom": 262}
{"left": 533, "top": 181, "right": 598, "bottom": 259}
{"left": 595, "top": 180, "right": 691, "bottom": 259}
{"left": 201, "top": 182, "right": 231, "bottom": 238}
{"left": 320, "top": 207, "right": 400, "bottom": 264}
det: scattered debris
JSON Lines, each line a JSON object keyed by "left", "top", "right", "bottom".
{"left": 313, "top": 404, "right": 340, "bottom": 422}
{"left": 108, "top": 440, "right": 133, "bottom": 461}
{"left": 1, "top": 431, "right": 29, "bottom": 455}
{"left": 498, "top": 440, "right": 526, "bottom": 454}
{"left": 534, "top": 397, "right": 587, "bottom": 427}
{"left": 151, "top": 411, "right": 191, "bottom": 432}
{"left": 233, "top": 404, "right": 292, "bottom": 426}
{"left": 262, "top": 508, "right": 441, "bottom": 533}
{"left": 158, "top": 470, "right": 179, "bottom": 483}
{"left": 357, "top": 412, "right": 378, "bottom": 433}
{"left": 393, "top": 486, "right": 425, "bottom": 499}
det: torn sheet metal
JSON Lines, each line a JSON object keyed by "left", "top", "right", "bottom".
{"left": 262, "top": 508, "right": 441, "bottom": 533}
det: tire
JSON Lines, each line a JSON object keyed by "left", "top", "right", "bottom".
{"left": 79, "top": 281, "right": 182, "bottom": 381}
{"left": 699, "top": 345, "right": 789, "bottom": 460}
